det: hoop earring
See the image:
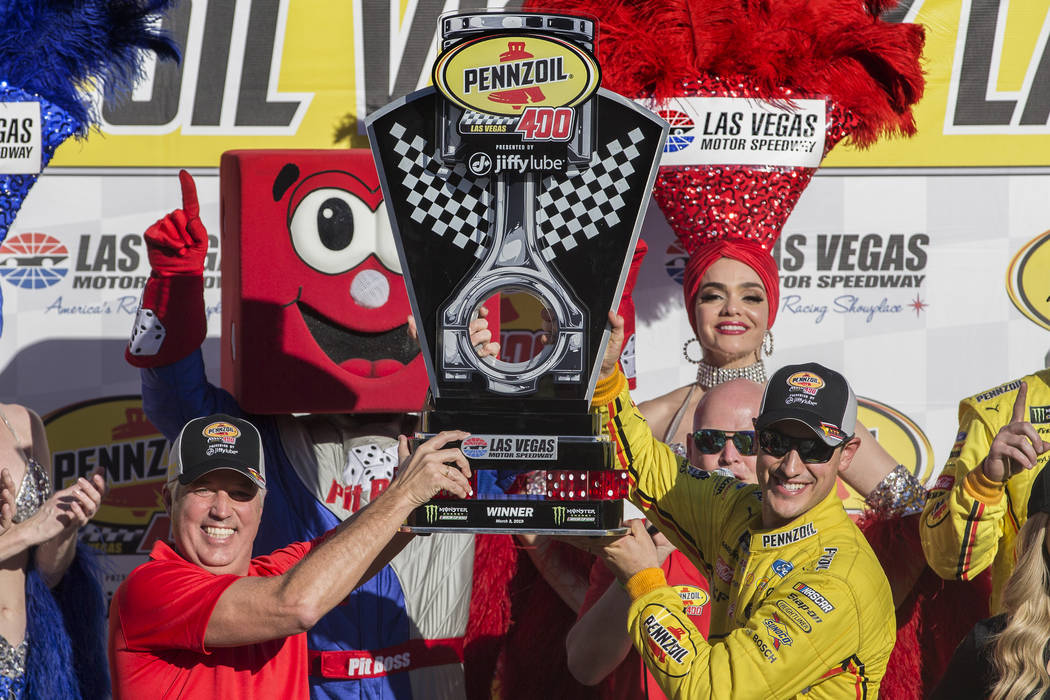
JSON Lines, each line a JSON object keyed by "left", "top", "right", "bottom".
{"left": 763, "top": 329, "right": 774, "bottom": 357}
{"left": 682, "top": 338, "right": 702, "bottom": 365}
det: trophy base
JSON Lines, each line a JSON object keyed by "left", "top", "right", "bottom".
{"left": 400, "top": 525, "right": 629, "bottom": 536}
{"left": 403, "top": 498, "right": 624, "bottom": 533}
{"left": 422, "top": 410, "right": 600, "bottom": 436}
{"left": 411, "top": 433, "right": 613, "bottom": 469}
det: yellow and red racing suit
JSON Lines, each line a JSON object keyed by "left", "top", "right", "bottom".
{"left": 920, "top": 369, "right": 1050, "bottom": 612}
{"left": 592, "top": 371, "right": 895, "bottom": 699}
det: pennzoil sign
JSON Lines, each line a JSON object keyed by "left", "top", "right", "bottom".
{"left": 1007, "top": 229, "right": 1050, "bottom": 332}
{"left": 433, "top": 34, "right": 600, "bottom": 118}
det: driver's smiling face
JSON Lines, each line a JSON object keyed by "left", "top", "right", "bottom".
{"left": 756, "top": 421, "right": 859, "bottom": 529}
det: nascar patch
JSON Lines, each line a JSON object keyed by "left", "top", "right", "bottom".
{"left": 792, "top": 582, "right": 834, "bottom": 613}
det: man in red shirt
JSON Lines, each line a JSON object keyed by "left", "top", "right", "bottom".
{"left": 108, "top": 413, "right": 472, "bottom": 699}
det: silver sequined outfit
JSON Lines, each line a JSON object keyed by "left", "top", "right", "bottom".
{"left": 866, "top": 464, "right": 927, "bottom": 519}
{"left": 0, "top": 407, "right": 53, "bottom": 690}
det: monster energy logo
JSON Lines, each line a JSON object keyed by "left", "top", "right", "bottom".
{"left": 553, "top": 506, "right": 567, "bottom": 526}
{"left": 425, "top": 504, "right": 439, "bottom": 523}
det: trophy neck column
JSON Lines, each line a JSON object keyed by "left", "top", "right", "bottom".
{"left": 493, "top": 173, "right": 539, "bottom": 269}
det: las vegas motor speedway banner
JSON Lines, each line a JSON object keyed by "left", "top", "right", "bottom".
{"left": 2, "top": 0, "right": 1050, "bottom": 594}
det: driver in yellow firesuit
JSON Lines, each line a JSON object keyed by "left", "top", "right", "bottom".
{"left": 588, "top": 314, "right": 895, "bottom": 699}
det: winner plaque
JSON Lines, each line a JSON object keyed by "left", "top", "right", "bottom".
{"left": 367, "top": 10, "right": 667, "bottom": 533}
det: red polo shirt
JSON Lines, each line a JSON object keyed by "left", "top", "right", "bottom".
{"left": 109, "top": 539, "right": 316, "bottom": 699}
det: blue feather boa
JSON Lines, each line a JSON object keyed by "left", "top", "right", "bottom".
{"left": 24, "top": 543, "right": 109, "bottom": 699}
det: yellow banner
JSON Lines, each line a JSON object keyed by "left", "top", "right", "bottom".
{"left": 48, "top": 0, "right": 1050, "bottom": 168}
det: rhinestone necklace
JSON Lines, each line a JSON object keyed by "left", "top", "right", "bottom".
{"left": 695, "top": 359, "right": 767, "bottom": 390}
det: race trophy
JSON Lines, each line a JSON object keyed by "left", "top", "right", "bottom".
{"left": 367, "top": 10, "right": 667, "bottom": 533}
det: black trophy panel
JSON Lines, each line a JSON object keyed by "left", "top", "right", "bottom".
{"left": 537, "top": 95, "right": 667, "bottom": 391}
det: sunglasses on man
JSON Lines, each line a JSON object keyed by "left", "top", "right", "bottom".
{"left": 692, "top": 429, "right": 756, "bottom": 456}
{"left": 755, "top": 427, "right": 847, "bottom": 464}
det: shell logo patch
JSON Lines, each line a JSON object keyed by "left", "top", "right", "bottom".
{"left": 203, "top": 421, "right": 241, "bottom": 444}
{"left": 433, "top": 34, "right": 600, "bottom": 116}
{"left": 787, "top": 371, "right": 824, "bottom": 395}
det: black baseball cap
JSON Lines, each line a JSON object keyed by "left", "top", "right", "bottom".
{"left": 1028, "top": 467, "right": 1050, "bottom": 517}
{"left": 170, "top": 414, "right": 266, "bottom": 489}
{"left": 755, "top": 363, "right": 857, "bottom": 447}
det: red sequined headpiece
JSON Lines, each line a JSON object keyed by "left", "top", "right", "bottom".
{"left": 525, "top": 0, "right": 925, "bottom": 326}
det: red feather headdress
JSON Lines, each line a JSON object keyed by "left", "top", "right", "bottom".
{"left": 525, "top": 0, "right": 925, "bottom": 329}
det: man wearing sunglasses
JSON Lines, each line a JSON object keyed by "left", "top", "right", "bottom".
{"left": 687, "top": 378, "right": 766, "bottom": 482}
{"left": 590, "top": 318, "right": 895, "bottom": 698}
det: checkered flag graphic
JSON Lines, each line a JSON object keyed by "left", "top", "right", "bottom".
{"left": 460, "top": 111, "right": 519, "bottom": 128}
{"left": 535, "top": 127, "right": 647, "bottom": 261}
{"left": 389, "top": 122, "right": 493, "bottom": 258}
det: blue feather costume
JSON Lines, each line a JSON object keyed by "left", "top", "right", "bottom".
{"left": 0, "top": 0, "right": 180, "bottom": 335}
{"left": 0, "top": 1, "right": 179, "bottom": 697}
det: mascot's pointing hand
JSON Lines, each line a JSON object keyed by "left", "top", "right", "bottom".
{"left": 126, "top": 170, "right": 209, "bottom": 367}
{"left": 144, "top": 169, "right": 210, "bottom": 277}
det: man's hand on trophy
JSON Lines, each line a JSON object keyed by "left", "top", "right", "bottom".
{"left": 392, "top": 431, "right": 474, "bottom": 506}
{"left": 144, "top": 169, "right": 210, "bottom": 277}
{"left": 469, "top": 304, "right": 501, "bottom": 359}
{"left": 594, "top": 519, "right": 660, "bottom": 585}
{"left": 598, "top": 310, "right": 625, "bottom": 380}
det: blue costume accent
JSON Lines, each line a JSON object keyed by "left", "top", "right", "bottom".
{"left": 0, "top": 0, "right": 180, "bottom": 336}
{"left": 23, "top": 544, "right": 109, "bottom": 699}
{"left": 142, "top": 350, "right": 424, "bottom": 699}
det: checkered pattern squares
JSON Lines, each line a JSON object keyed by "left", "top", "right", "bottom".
{"left": 460, "top": 111, "right": 518, "bottom": 128}
{"left": 389, "top": 122, "right": 493, "bottom": 259}
{"left": 535, "top": 128, "right": 646, "bottom": 261}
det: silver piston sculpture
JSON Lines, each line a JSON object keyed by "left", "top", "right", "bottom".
{"left": 367, "top": 10, "right": 667, "bottom": 533}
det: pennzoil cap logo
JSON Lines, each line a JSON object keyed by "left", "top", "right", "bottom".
{"left": 1007, "top": 229, "right": 1050, "bottom": 331}
{"left": 787, "top": 371, "right": 825, "bottom": 396}
{"left": 433, "top": 34, "right": 600, "bottom": 116}
{"left": 203, "top": 421, "right": 241, "bottom": 444}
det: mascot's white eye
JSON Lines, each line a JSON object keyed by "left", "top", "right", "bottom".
{"left": 373, "top": 201, "right": 401, "bottom": 274}
{"left": 289, "top": 188, "right": 376, "bottom": 274}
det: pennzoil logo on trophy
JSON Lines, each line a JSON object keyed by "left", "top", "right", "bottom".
{"left": 433, "top": 33, "right": 600, "bottom": 149}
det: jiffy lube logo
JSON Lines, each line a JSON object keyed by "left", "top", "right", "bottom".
{"left": 203, "top": 421, "right": 241, "bottom": 444}
{"left": 1007, "top": 229, "right": 1050, "bottom": 331}
{"left": 787, "top": 371, "right": 824, "bottom": 395}
{"left": 433, "top": 34, "right": 600, "bottom": 116}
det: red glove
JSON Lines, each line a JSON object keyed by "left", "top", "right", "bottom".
{"left": 125, "top": 170, "right": 208, "bottom": 368}
{"left": 145, "top": 170, "right": 209, "bottom": 276}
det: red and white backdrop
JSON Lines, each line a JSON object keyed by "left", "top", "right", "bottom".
{"left": 1, "top": 0, "right": 1049, "bottom": 590}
